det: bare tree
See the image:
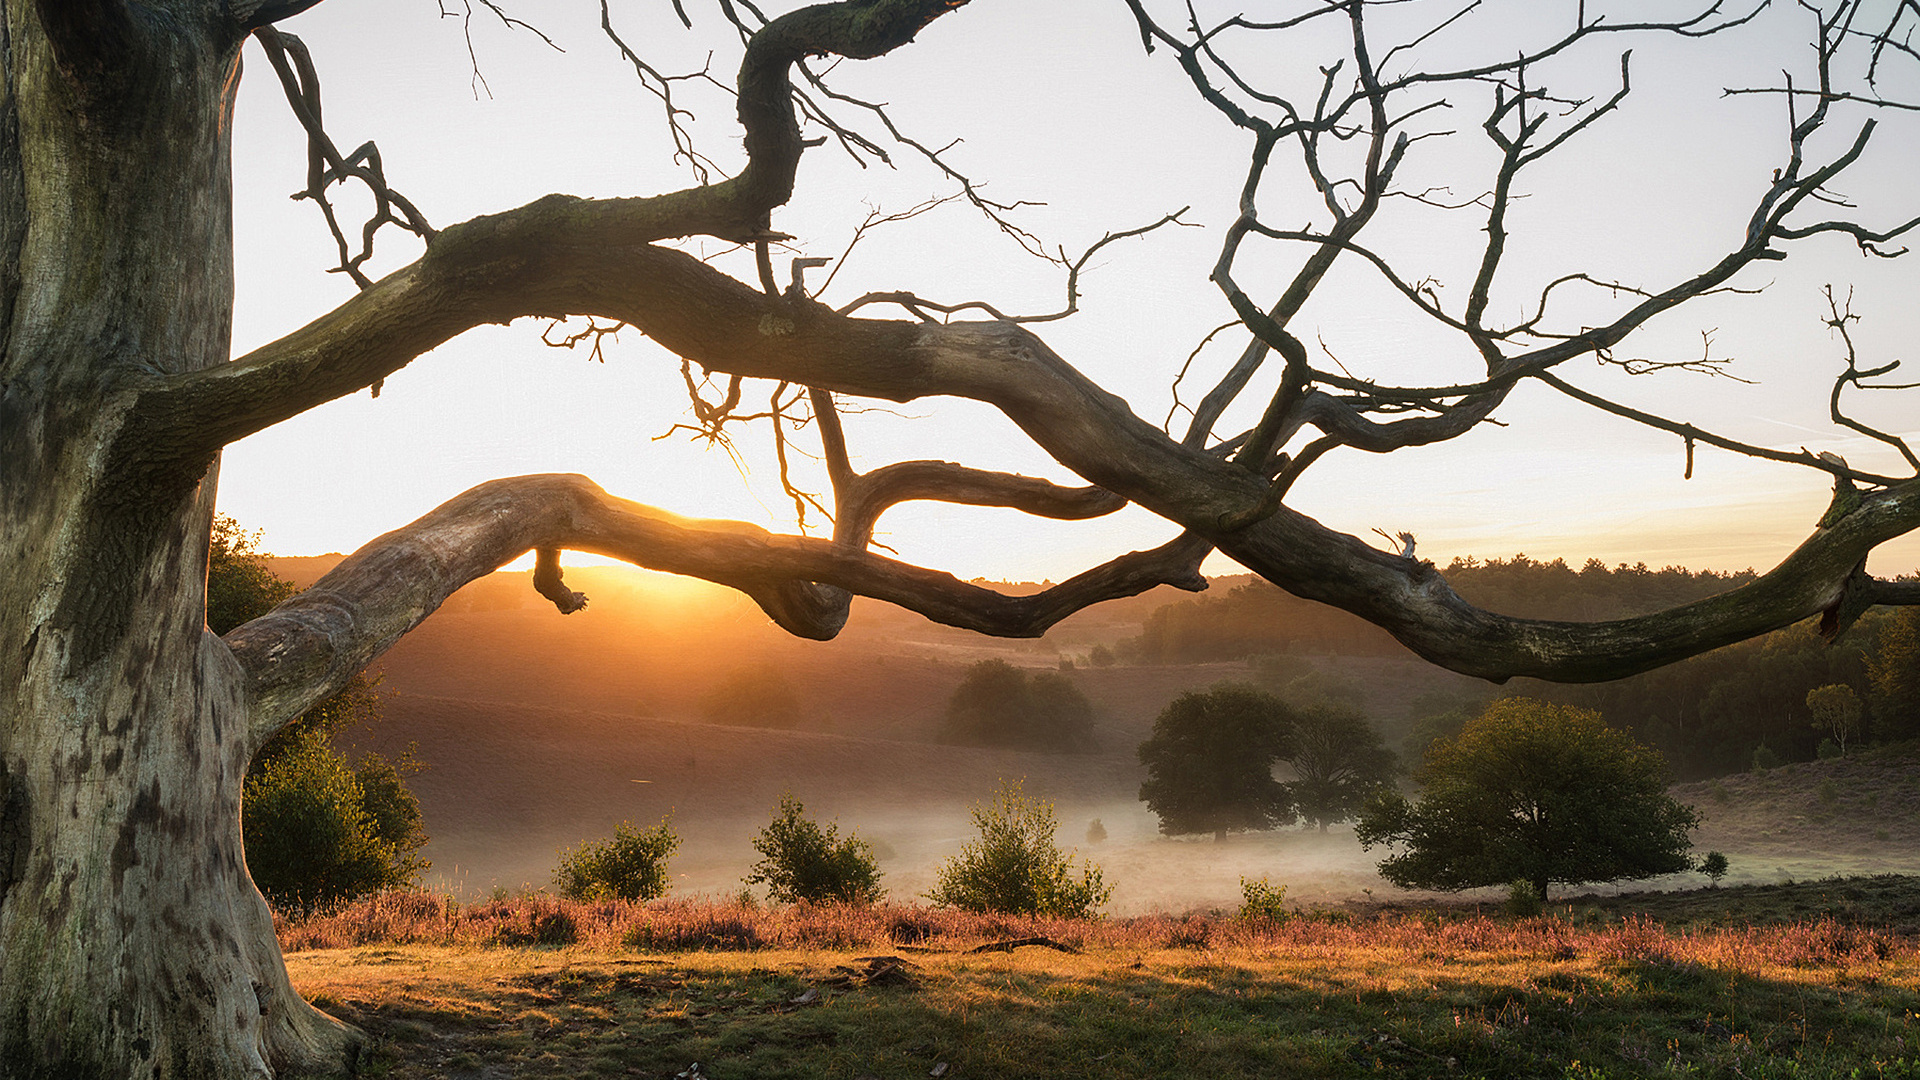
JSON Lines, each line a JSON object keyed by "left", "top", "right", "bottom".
{"left": 2, "top": 0, "right": 1917, "bottom": 1073}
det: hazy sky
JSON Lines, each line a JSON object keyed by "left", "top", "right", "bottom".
{"left": 218, "top": 0, "right": 1920, "bottom": 586}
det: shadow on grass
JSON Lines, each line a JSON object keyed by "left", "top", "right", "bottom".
{"left": 301, "top": 936, "right": 1920, "bottom": 1080}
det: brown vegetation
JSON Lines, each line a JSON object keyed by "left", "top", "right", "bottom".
{"left": 282, "top": 882, "right": 1919, "bottom": 968}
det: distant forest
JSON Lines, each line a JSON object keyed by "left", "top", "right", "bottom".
{"left": 1119, "top": 556, "right": 1757, "bottom": 663}
{"left": 1120, "top": 555, "right": 1914, "bottom": 780}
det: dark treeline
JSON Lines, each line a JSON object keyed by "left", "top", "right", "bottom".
{"left": 1505, "top": 616, "right": 1885, "bottom": 779}
{"left": 1121, "top": 556, "right": 1757, "bottom": 664}
{"left": 1121, "top": 555, "right": 1915, "bottom": 780}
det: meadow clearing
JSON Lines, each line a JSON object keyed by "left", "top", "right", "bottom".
{"left": 281, "top": 878, "right": 1920, "bottom": 1079}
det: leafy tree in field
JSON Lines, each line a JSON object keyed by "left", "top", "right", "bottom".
{"left": 744, "top": 794, "right": 884, "bottom": 905}
{"left": 1806, "top": 683, "right": 1865, "bottom": 756}
{"left": 927, "top": 781, "right": 1110, "bottom": 918}
{"left": 1138, "top": 685, "right": 1296, "bottom": 841}
{"left": 1700, "top": 851, "right": 1730, "bottom": 888}
{"left": 1869, "top": 607, "right": 1920, "bottom": 742}
{"left": 555, "top": 817, "right": 681, "bottom": 902}
{"left": 942, "top": 659, "right": 1097, "bottom": 753}
{"left": 1356, "top": 699, "right": 1699, "bottom": 901}
{"left": 1285, "top": 704, "right": 1397, "bottom": 831}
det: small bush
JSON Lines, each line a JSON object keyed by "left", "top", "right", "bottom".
{"left": 1699, "top": 851, "right": 1729, "bottom": 887}
{"left": 1817, "top": 738, "right": 1843, "bottom": 760}
{"left": 243, "top": 731, "right": 426, "bottom": 914}
{"left": 1238, "top": 876, "right": 1288, "bottom": 923}
{"left": 1085, "top": 818, "right": 1107, "bottom": 845}
{"left": 1752, "top": 743, "right": 1782, "bottom": 772}
{"left": 1505, "top": 879, "right": 1543, "bottom": 917}
{"left": 554, "top": 817, "right": 679, "bottom": 902}
{"left": 744, "top": 794, "right": 884, "bottom": 905}
{"left": 1817, "top": 778, "right": 1840, "bottom": 805}
{"left": 1089, "top": 644, "right": 1116, "bottom": 668}
{"left": 927, "top": 780, "right": 1111, "bottom": 918}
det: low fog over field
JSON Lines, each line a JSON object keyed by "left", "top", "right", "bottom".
{"left": 267, "top": 559, "right": 1920, "bottom": 912}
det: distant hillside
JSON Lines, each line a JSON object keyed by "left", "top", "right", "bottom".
{"left": 1674, "top": 741, "right": 1920, "bottom": 872}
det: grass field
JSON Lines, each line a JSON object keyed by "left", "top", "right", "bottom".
{"left": 283, "top": 878, "right": 1920, "bottom": 1079}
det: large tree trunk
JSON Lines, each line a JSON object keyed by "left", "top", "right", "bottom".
{"left": 0, "top": 4, "right": 360, "bottom": 1075}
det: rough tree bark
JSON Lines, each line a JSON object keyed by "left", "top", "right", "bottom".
{"left": 0, "top": 2, "right": 365, "bottom": 1075}
{"left": 0, "top": 0, "right": 1916, "bottom": 1076}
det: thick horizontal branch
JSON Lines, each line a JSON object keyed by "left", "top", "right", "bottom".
{"left": 1870, "top": 577, "right": 1920, "bottom": 606}
{"left": 194, "top": 224, "right": 1920, "bottom": 688}
{"left": 153, "top": 233, "right": 1273, "bottom": 528}
{"left": 1219, "top": 475, "right": 1920, "bottom": 682}
{"left": 224, "top": 474, "right": 1207, "bottom": 746}
{"left": 139, "top": 0, "right": 972, "bottom": 457}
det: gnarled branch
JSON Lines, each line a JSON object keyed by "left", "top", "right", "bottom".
{"left": 224, "top": 473, "right": 1208, "bottom": 747}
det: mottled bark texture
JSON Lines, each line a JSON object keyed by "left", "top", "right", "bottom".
{"left": 2, "top": 0, "right": 1917, "bottom": 1075}
{"left": 0, "top": 2, "right": 360, "bottom": 1075}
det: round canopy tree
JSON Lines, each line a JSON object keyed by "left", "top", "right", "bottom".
{"left": 1284, "top": 703, "right": 1398, "bottom": 831}
{"left": 1138, "top": 684, "right": 1297, "bottom": 840}
{"left": 1355, "top": 698, "right": 1700, "bottom": 900}
{"left": 3, "top": 0, "right": 1919, "bottom": 1074}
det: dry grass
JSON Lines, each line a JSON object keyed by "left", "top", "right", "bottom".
{"left": 281, "top": 889, "right": 1913, "bottom": 973}
{"left": 280, "top": 880, "right": 1920, "bottom": 1079}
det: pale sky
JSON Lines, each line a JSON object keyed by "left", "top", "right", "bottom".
{"left": 218, "top": 0, "right": 1920, "bottom": 586}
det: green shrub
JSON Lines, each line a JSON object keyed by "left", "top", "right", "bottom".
{"left": 1085, "top": 818, "right": 1107, "bottom": 845}
{"left": 1238, "top": 876, "right": 1288, "bottom": 923}
{"left": 1752, "top": 743, "right": 1782, "bottom": 772}
{"left": 555, "top": 817, "right": 680, "bottom": 902}
{"left": 744, "top": 794, "right": 884, "bottom": 905}
{"left": 1699, "top": 851, "right": 1729, "bottom": 887}
{"left": 243, "top": 731, "right": 426, "bottom": 913}
{"left": 1505, "top": 879, "right": 1543, "bottom": 917}
{"left": 927, "top": 780, "right": 1111, "bottom": 918}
